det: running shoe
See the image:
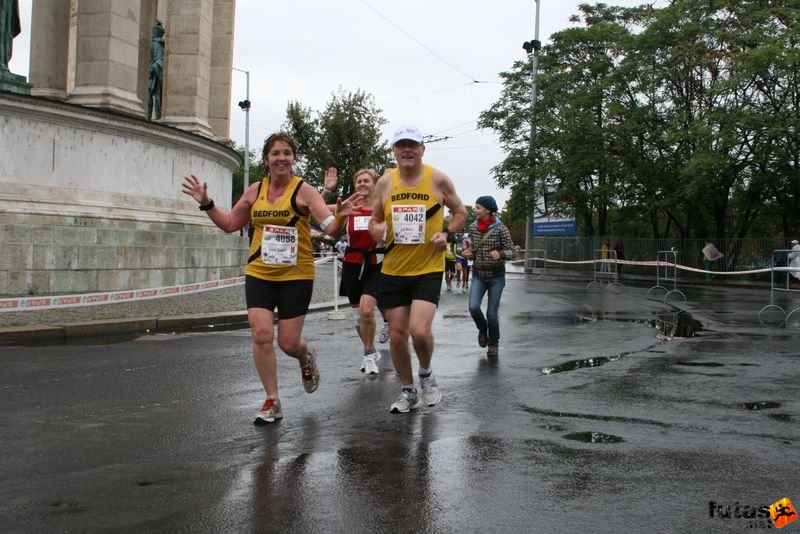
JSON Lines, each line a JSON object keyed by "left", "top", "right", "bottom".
{"left": 478, "top": 330, "right": 488, "bottom": 348}
{"left": 420, "top": 373, "right": 442, "bottom": 407}
{"left": 254, "top": 398, "right": 282, "bottom": 424}
{"left": 487, "top": 345, "right": 499, "bottom": 358}
{"left": 300, "top": 347, "right": 320, "bottom": 393}
{"left": 360, "top": 350, "right": 380, "bottom": 375}
{"left": 379, "top": 322, "right": 389, "bottom": 344}
{"left": 390, "top": 389, "right": 421, "bottom": 413}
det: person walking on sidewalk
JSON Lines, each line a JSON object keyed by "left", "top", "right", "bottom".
{"left": 702, "top": 241, "right": 723, "bottom": 281}
{"left": 181, "top": 132, "right": 358, "bottom": 425}
{"left": 789, "top": 239, "right": 800, "bottom": 287}
{"left": 462, "top": 196, "right": 515, "bottom": 358}
{"left": 369, "top": 125, "right": 466, "bottom": 413}
{"left": 329, "top": 167, "right": 386, "bottom": 375}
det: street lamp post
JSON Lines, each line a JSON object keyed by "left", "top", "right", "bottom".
{"left": 522, "top": 0, "right": 541, "bottom": 273}
{"left": 232, "top": 67, "right": 251, "bottom": 201}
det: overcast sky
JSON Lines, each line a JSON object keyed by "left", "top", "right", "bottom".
{"left": 10, "top": 0, "right": 665, "bottom": 212}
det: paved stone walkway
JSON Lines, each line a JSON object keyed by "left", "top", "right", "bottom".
{"left": 0, "top": 267, "right": 345, "bottom": 328}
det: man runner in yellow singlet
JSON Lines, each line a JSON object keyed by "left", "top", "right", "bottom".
{"left": 369, "top": 126, "right": 467, "bottom": 413}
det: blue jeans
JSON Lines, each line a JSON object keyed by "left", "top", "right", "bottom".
{"left": 468, "top": 275, "right": 506, "bottom": 346}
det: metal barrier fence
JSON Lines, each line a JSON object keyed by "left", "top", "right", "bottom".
{"left": 528, "top": 236, "right": 789, "bottom": 282}
{"left": 522, "top": 242, "right": 800, "bottom": 327}
{"left": 646, "top": 250, "right": 686, "bottom": 302}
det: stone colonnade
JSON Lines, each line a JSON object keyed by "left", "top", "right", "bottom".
{"left": 27, "top": 0, "right": 235, "bottom": 143}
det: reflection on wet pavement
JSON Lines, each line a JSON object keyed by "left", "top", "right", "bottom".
{"left": 563, "top": 431, "right": 625, "bottom": 444}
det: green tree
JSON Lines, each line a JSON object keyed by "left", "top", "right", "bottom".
{"left": 283, "top": 88, "right": 392, "bottom": 198}
{"left": 231, "top": 142, "right": 259, "bottom": 205}
{"left": 481, "top": 0, "right": 800, "bottom": 242}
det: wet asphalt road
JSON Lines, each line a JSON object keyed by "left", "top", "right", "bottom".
{"left": 1, "top": 278, "right": 798, "bottom": 533}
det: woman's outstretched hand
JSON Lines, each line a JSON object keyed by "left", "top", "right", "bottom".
{"left": 335, "top": 191, "right": 364, "bottom": 218}
{"left": 324, "top": 167, "right": 339, "bottom": 191}
{"left": 181, "top": 174, "right": 209, "bottom": 205}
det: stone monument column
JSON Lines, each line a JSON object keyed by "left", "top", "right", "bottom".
{"left": 68, "top": 0, "right": 145, "bottom": 115}
{"left": 208, "top": 0, "right": 235, "bottom": 143}
{"left": 161, "top": 0, "right": 214, "bottom": 138}
{"left": 28, "top": 0, "right": 70, "bottom": 100}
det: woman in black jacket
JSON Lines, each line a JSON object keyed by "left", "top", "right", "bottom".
{"left": 462, "top": 196, "right": 515, "bottom": 358}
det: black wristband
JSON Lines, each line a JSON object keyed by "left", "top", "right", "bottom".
{"left": 199, "top": 199, "right": 215, "bottom": 211}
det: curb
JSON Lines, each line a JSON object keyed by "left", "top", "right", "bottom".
{"left": 0, "top": 300, "right": 348, "bottom": 345}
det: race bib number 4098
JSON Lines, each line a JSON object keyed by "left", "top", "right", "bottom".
{"left": 261, "top": 225, "right": 298, "bottom": 265}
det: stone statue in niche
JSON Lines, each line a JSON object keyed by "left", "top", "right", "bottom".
{"left": 0, "top": 0, "right": 21, "bottom": 73}
{"left": 147, "top": 20, "right": 165, "bottom": 120}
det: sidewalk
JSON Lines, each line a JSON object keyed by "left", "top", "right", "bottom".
{"left": 2, "top": 264, "right": 797, "bottom": 344}
{"left": 0, "top": 267, "right": 348, "bottom": 343}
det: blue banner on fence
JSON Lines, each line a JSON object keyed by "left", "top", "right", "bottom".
{"left": 533, "top": 220, "right": 577, "bottom": 236}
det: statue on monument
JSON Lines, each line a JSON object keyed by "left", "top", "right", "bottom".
{"left": 0, "top": 0, "right": 21, "bottom": 73}
{"left": 147, "top": 20, "right": 165, "bottom": 120}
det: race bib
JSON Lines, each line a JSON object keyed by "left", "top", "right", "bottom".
{"left": 392, "top": 205, "right": 426, "bottom": 244}
{"left": 261, "top": 225, "right": 298, "bottom": 265}
{"left": 353, "top": 216, "right": 371, "bottom": 231}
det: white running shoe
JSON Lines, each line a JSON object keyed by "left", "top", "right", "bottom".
{"left": 300, "top": 347, "right": 320, "bottom": 393}
{"left": 361, "top": 354, "right": 379, "bottom": 375}
{"left": 254, "top": 398, "right": 282, "bottom": 424}
{"left": 420, "top": 373, "right": 442, "bottom": 407}
{"left": 390, "top": 389, "right": 421, "bottom": 413}
{"left": 379, "top": 322, "right": 389, "bottom": 344}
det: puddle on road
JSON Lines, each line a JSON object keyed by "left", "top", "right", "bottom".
{"left": 512, "top": 310, "right": 702, "bottom": 339}
{"left": 563, "top": 431, "right": 625, "bottom": 444}
{"left": 528, "top": 310, "right": 702, "bottom": 375}
{"left": 739, "top": 401, "right": 782, "bottom": 411}
{"left": 543, "top": 355, "right": 620, "bottom": 375}
{"left": 767, "top": 413, "right": 793, "bottom": 423}
{"left": 674, "top": 361, "right": 724, "bottom": 368}
{"left": 518, "top": 404, "right": 673, "bottom": 428}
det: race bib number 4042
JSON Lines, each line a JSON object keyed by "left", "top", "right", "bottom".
{"left": 261, "top": 225, "right": 298, "bottom": 265}
{"left": 392, "top": 205, "right": 426, "bottom": 244}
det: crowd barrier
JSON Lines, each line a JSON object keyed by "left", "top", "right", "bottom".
{"left": 0, "top": 254, "right": 343, "bottom": 314}
{"left": 523, "top": 248, "right": 800, "bottom": 327}
{"left": 4, "top": 250, "right": 798, "bottom": 327}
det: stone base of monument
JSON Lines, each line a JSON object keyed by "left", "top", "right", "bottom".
{"left": 0, "top": 92, "right": 244, "bottom": 297}
{"left": 0, "top": 71, "right": 31, "bottom": 95}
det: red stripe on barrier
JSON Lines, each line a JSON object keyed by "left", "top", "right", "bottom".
{"left": 24, "top": 298, "right": 54, "bottom": 308}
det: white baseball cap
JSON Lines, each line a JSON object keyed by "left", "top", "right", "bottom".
{"left": 391, "top": 126, "right": 424, "bottom": 145}
{"left": 792, "top": 239, "right": 799, "bottom": 245}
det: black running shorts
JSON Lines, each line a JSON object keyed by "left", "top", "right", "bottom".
{"left": 245, "top": 276, "right": 313, "bottom": 319}
{"left": 378, "top": 272, "right": 443, "bottom": 309}
{"left": 339, "top": 261, "right": 382, "bottom": 306}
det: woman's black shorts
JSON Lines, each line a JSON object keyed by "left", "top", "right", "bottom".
{"left": 245, "top": 276, "right": 313, "bottom": 319}
{"left": 339, "top": 261, "right": 382, "bottom": 306}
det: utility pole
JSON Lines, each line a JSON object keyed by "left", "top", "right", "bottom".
{"left": 233, "top": 67, "right": 251, "bottom": 201}
{"left": 522, "top": 0, "right": 541, "bottom": 272}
